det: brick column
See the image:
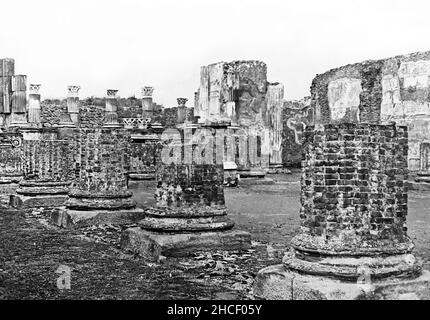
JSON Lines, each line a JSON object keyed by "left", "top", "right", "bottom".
{"left": 104, "top": 89, "right": 122, "bottom": 128}
{"left": 15, "top": 139, "right": 74, "bottom": 208}
{"left": 141, "top": 86, "right": 154, "bottom": 119}
{"left": 254, "top": 123, "right": 430, "bottom": 300}
{"left": 51, "top": 128, "right": 144, "bottom": 228}
{"left": 67, "top": 85, "right": 80, "bottom": 124}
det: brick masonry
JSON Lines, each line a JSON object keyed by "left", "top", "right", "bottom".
{"left": 74, "top": 129, "right": 131, "bottom": 194}
{"left": 297, "top": 123, "right": 410, "bottom": 253}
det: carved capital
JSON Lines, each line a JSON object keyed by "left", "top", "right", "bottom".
{"left": 142, "top": 86, "right": 154, "bottom": 98}
{"left": 107, "top": 89, "right": 119, "bottom": 98}
{"left": 67, "top": 85, "right": 81, "bottom": 97}
{"left": 177, "top": 98, "right": 188, "bottom": 107}
{"left": 29, "top": 84, "right": 41, "bottom": 94}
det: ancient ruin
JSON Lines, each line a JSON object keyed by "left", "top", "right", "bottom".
{"left": 2, "top": 49, "right": 430, "bottom": 301}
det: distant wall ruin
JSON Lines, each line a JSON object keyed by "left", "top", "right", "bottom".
{"left": 311, "top": 51, "right": 430, "bottom": 172}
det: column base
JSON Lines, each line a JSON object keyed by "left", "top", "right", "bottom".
{"left": 15, "top": 180, "right": 70, "bottom": 208}
{"left": 51, "top": 207, "right": 146, "bottom": 229}
{"left": 253, "top": 264, "right": 430, "bottom": 300}
{"left": 120, "top": 227, "right": 251, "bottom": 261}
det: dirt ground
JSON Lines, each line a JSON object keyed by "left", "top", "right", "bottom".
{"left": 1, "top": 169, "right": 429, "bottom": 299}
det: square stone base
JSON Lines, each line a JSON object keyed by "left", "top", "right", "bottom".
{"left": 12, "top": 194, "right": 68, "bottom": 209}
{"left": 253, "top": 264, "right": 430, "bottom": 300}
{"left": 51, "top": 208, "right": 146, "bottom": 228}
{"left": 121, "top": 227, "right": 251, "bottom": 261}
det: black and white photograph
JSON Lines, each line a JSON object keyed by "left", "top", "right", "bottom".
{"left": 0, "top": 0, "right": 429, "bottom": 313}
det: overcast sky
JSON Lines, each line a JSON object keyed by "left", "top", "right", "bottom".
{"left": 1, "top": 0, "right": 430, "bottom": 106}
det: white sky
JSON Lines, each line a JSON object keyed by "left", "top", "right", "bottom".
{"left": 1, "top": 0, "right": 430, "bottom": 106}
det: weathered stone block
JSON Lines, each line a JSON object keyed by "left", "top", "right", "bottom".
{"left": 51, "top": 208, "right": 145, "bottom": 229}
{"left": 121, "top": 227, "right": 251, "bottom": 261}
{"left": 253, "top": 264, "right": 430, "bottom": 300}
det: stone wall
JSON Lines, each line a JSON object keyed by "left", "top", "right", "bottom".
{"left": 40, "top": 102, "right": 67, "bottom": 127}
{"left": 311, "top": 51, "right": 430, "bottom": 171}
{"left": 129, "top": 141, "right": 162, "bottom": 175}
{"left": 300, "top": 123, "right": 408, "bottom": 249}
{"left": 282, "top": 98, "right": 313, "bottom": 166}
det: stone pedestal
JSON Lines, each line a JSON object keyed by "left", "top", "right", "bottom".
{"left": 51, "top": 129, "right": 145, "bottom": 228}
{"left": 121, "top": 164, "right": 251, "bottom": 261}
{"left": 14, "top": 139, "right": 73, "bottom": 208}
{"left": 253, "top": 123, "right": 430, "bottom": 300}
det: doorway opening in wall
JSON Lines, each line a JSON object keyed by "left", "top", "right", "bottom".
{"left": 420, "top": 143, "right": 430, "bottom": 171}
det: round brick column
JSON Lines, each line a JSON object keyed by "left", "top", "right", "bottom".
{"left": 284, "top": 123, "right": 421, "bottom": 280}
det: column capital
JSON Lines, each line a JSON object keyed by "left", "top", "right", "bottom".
{"left": 142, "top": 86, "right": 154, "bottom": 98}
{"left": 29, "top": 84, "right": 41, "bottom": 94}
{"left": 107, "top": 89, "right": 119, "bottom": 98}
{"left": 177, "top": 98, "right": 188, "bottom": 107}
{"left": 67, "top": 85, "right": 81, "bottom": 97}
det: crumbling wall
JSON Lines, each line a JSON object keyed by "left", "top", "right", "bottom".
{"left": 129, "top": 141, "right": 161, "bottom": 175}
{"left": 311, "top": 51, "right": 430, "bottom": 171}
{"left": 40, "top": 101, "right": 68, "bottom": 127}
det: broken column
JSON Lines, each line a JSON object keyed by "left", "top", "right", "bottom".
{"left": 67, "top": 85, "right": 80, "bottom": 124}
{"left": 0, "top": 58, "right": 14, "bottom": 128}
{"left": 141, "top": 86, "right": 154, "bottom": 119}
{"left": 14, "top": 139, "right": 73, "bottom": 208}
{"left": 265, "top": 83, "right": 286, "bottom": 173}
{"left": 9, "top": 75, "right": 28, "bottom": 128}
{"left": 104, "top": 89, "right": 122, "bottom": 128}
{"left": 121, "top": 163, "right": 251, "bottom": 261}
{"left": 253, "top": 123, "right": 430, "bottom": 300}
{"left": 51, "top": 128, "right": 145, "bottom": 228}
{"left": 28, "top": 84, "right": 42, "bottom": 126}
